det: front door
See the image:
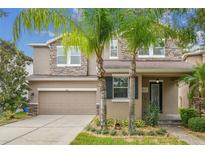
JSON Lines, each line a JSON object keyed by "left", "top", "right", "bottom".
{"left": 150, "top": 82, "right": 162, "bottom": 113}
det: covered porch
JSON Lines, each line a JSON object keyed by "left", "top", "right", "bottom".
{"left": 142, "top": 75, "right": 180, "bottom": 120}
{"left": 104, "top": 59, "right": 194, "bottom": 120}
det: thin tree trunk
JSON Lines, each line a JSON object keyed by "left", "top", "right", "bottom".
{"left": 128, "top": 52, "right": 136, "bottom": 134}
{"left": 96, "top": 54, "right": 107, "bottom": 130}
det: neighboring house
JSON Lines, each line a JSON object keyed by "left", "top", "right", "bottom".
{"left": 27, "top": 36, "right": 204, "bottom": 120}
{"left": 26, "top": 62, "right": 33, "bottom": 76}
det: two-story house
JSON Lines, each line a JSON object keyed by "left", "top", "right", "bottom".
{"left": 28, "top": 36, "right": 203, "bottom": 120}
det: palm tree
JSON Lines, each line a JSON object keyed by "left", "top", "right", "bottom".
{"left": 118, "top": 9, "right": 172, "bottom": 133}
{"left": 181, "top": 63, "right": 205, "bottom": 116}
{"left": 61, "top": 9, "right": 116, "bottom": 130}
{"left": 13, "top": 8, "right": 116, "bottom": 130}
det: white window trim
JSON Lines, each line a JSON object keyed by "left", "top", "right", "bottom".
{"left": 112, "top": 76, "right": 129, "bottom": 99}
{"left": 56, "top": 46, "right": 81, "bottom": 67}
{"left": 138, "top": 40, "right": 166, "bottom": 58}
{"left": 109, "top": 40, "right": 118, "bottom": 59}
{"left": 111, "top": 99, "right": 129, "bottom": 103}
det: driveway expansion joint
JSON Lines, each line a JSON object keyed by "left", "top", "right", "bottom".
{"left": 2, "top": 115, "right": 65, "bottom": 145}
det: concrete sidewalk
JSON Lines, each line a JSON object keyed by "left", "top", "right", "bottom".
{"left": 0, "top": 115, "right": 94, "bottom": 145}
{"left": 162, "top": 125, "right": 205, "bottom": 145}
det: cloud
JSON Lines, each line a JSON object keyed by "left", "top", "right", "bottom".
{"left": 35, "top": 31, "right": 55, "bottom": 37}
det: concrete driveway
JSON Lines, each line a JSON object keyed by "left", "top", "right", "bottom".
{"left": 0, "top": 115, "right": 94, "bottom": 145}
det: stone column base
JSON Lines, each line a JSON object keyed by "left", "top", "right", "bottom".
{"left": 28, "top": 104, "right": 38, "bottom": 116}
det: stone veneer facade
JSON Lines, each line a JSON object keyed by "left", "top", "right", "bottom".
{"left": 116, "top": 38, "right": 183, "bottom": 60}
{"left": 49, "top": 39, "right": 88, "bottom": 76}
{"left": 28, "top": 104, "right": 38, "bottom": 116}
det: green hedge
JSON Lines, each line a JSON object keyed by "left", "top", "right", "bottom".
{"left": 179, "top": 108, "right": 198, "bottom": 127}
{"left": 188, "top": 117, "right": 205, "bottom": 132}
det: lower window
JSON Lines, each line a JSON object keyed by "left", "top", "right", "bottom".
{"left": 113, "top": 77, "right": 128, "bottom": 98}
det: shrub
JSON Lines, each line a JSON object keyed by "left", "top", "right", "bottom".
{"left": 107, "top": 118, "right": 115, "bottom": 127}
{"left": 94, "top": 117, "right": 100, "bottom": 127}
{"left": 155, "top": 128, "right": 167, "bottom": 135}
{"left": 129, "top": 129, "right": 144, "bottom": 136}
{"left": 3, "top": 111, "right": 15, "bottom": 120}
{"left": 90, "top": 127, "right": 96, "bottom": 132}
{"left": 147, "top": 130, "right": 157, "bottom": 136}
{"left": 95, "top": 129, "right": 102, "bottom": 134}
{"left": 179, "top": 108, "right": 198, "bottom": 127}
{"left": 144, "top": 103, "right": 160, "bottom": 126}
{"left": 85, "top": 125, "right": 92, "bottom": 131}
{"left": 135, "top": 130, "right": 145, "bottom": 136}
{"left": 109, "top": 129, "right": 117, "bottom": 136}
{"left": 121, "top": 120, "right": 128, "bottom": 127}
{"left": 122, "top": 130, "right": 128, "bottom": 136}
{"left": 135, "top": 120, "right": 145, "bottom": 128}
{"left": 101, "top": 129, "right": 109, "bottom": 135}
{"left": 188, "top": 117, "right": 205, "bottom": 132}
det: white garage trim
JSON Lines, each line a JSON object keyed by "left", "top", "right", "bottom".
{"left": 37, "top": 88, "right": 97, "bottom": 92}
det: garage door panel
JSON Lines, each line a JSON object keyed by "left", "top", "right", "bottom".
{"left": 39, "top": 91, "right": 96, "bottom": 115}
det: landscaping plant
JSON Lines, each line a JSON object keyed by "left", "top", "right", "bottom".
{"left": 3, "top": 111, "right": 15, "bottom": 120}
{"left": 179, "top": 108, "right": 198, "bottom": 127}
{"left": 181, "top": 64, "right": 205, "bottom": 117}
{"left": 109, "top": 129, "right": 117, "bottom": 136}
{"left": 147, "top": 130, "right": 157, "bottom": 136}
{"left": 135, "top": 120, "right": 145, "bottom": 128}
{"left": 155, "top": 128, "right": 167, "bottom": 135}
{"left": 0, "top": 39, "right": 32, "bottom": 115}
{"left": 144, "top": 103, "right": 160, "bottom": 126}
{"left": 188, "top": 117, "right": 205, "bottom": 132}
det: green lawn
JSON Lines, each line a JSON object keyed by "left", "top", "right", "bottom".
{"left": 70, "top": 132, "right": 188, "bottom": 145}
{"left": 0, "top": 112, "right": 29, "bottom": 125}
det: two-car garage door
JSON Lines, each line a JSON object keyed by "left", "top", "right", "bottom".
{"left": 39, "top": 91, "right": 96, "bottom": 115}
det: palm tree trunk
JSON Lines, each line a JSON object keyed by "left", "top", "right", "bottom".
{"left": 128, "top": 52, "right": 136, "bottom": 134}
{"left": 96, "top": 54, "right": 107, "bottom": 130}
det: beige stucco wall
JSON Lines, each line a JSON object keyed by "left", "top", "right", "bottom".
{"left": 178, "top": 81, "right": 189, "bottom": 108}
{"left": 142, "top": 77, "right": 178, "bottom": 116}
{"left": 33, "top": 47, "right": 50, "bottom": 75}
{"left": 88, "top": 54, "right": 97, "bottom": 76}
{"left": 107, "top": 75, "right": 142, "bottom": 120}
{"left": 185, "top": 55, "right": 203, "bottom": 65}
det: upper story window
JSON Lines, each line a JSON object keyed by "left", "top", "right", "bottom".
{"left": 57, "top": 46, "right": 81, "bottom": 66}
{"left": 138, "top": 39, "right": 165, "bottom": 58}
{"left": 113, "top": 77, "right": 128, "bottom": 98}
{"left": 110, "top": 39, "right": 118, "bottom": 59}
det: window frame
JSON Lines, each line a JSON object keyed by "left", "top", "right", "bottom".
{"left": 109, "top": 39, "right": 118, "bottom": 59}
{"left": 138, "top": 40, "right": 165, "bottom": 58}
{"left": 56, "top": 46, "right": 81, "bottom": 67}
{"left": 56, "top": 46, "right": 67, "bottom": 66}
{"left": 112, "top": 76, "right": 129, "bottom": 99}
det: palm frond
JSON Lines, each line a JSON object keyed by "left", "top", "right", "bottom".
{"left": 12, "top": 9, "right": 70, "bottom": 42}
